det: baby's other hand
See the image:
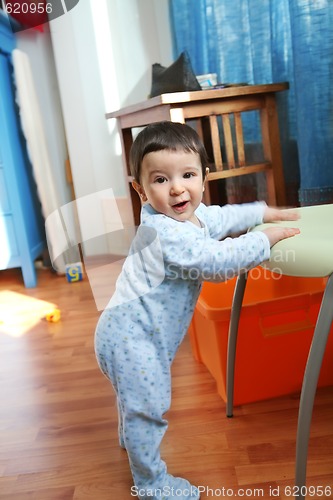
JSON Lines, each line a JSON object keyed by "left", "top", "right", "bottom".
{"left": 263, "top": 206, "right": 300, "bottom": 223}
{"left": 262, "top": 226, "right": 300, "bottom": 248}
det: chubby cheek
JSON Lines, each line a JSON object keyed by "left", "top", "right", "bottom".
{"left": 147, "top": 184, "right": 168, "bottom": 201}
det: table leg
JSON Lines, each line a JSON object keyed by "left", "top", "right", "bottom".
{"left": 260, "top": 94, "right": 286, "bottom": 206}
{"left": 118, "top": 126, "right": 142, "bottom": 226}
{"left": 226, "top": 272, "right": 248, "bottom": 417}
{"left": 295, "top": 273, "right": 333, "bottom": 499}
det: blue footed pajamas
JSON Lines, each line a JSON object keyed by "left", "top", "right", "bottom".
{"left": 94, "top": 202, "right": 270, "bottom": 500}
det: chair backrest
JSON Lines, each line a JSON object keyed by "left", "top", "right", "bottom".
{"left": 194, "top": 110, "right": 277, "bottom": 205}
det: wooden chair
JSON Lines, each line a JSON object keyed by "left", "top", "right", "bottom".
{"left": 198, "top": 108, "right": 280, "bottom": 206}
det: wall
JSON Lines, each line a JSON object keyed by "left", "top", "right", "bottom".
{"left": 106, "top": 0, "right": 173, "bottom": 107}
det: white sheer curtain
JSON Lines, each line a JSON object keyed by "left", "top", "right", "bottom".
{"left": 12, "top": 48, "right": 79, "bottom": 273}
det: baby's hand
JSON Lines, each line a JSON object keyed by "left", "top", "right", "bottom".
{"left": 262, "top": 226, "right": 300, "bottom": 248}
{"left": 263, "top": 206, "right": 300, "bottom": 223}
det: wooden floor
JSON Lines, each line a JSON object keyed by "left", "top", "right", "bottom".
{"left": 0, "top": 267, "right": 332, "bottom": 500}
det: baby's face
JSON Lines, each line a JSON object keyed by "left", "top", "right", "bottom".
{"left": 134, "top": 149, "right": 205, "bottom": 224}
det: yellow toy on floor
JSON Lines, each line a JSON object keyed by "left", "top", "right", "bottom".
{"left": 45, "top": 309, "right": 61, "bottom": 323}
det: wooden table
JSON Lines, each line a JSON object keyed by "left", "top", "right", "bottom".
{"left": 106, "top": 83, "right": 288, "bottom": 225}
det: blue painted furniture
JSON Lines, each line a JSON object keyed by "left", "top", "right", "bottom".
{"left": 0, "top": 12, "right": 45, "bottom": 287}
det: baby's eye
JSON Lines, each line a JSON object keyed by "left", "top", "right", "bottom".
{"left": 183, "top": 172, "right": 195, "bottom": 178}
{"left": 154, "top": 177, "right": 167, "bottom": 184}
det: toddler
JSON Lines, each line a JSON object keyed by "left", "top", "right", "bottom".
{"left": 94, "top": 121, "right": 300, "bottom": 499}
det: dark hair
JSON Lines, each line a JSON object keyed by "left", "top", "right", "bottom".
{"left": 129, "top": 121, "right": 209, "bottom": 183}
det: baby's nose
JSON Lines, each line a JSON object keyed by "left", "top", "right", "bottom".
{"left": 170, "top": 181, "right": 185, "bottom": 195}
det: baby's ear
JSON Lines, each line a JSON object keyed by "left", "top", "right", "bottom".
{"left": 203, "top": 167, "right": 210, "bottom": 191}
{"left": 132, "top": 180, "right": 148, "bottom": 202}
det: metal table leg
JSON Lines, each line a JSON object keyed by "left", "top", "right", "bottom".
{"left": 295, "top": 273, "right": 333, "bottom": 499}
{"left": 226, "top": 272, "right": 248, "bottom": 418}
{"left": 226, "top": 271, "right": 333, "bottom": 499}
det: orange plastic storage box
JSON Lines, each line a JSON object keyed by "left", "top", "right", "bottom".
{"left": 188, "top": 270, "right": 333, "bottom": 406}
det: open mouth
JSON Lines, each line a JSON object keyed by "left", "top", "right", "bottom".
{"left": 172, "top": 200, "right": 189, "bottom": 212}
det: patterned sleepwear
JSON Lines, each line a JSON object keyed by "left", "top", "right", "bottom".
{"left": 94, "top": 202, "right": 270, "bottom": 500}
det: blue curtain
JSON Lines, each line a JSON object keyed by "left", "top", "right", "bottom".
{"left": 169, "top": 0, "right": 333, "bottom": 206}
